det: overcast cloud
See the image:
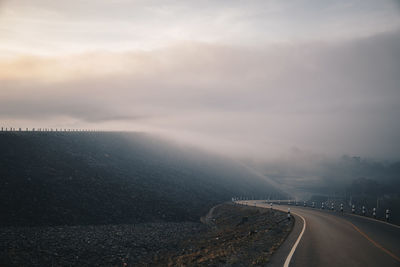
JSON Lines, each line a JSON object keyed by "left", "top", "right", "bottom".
{"left": 0, "top": 0, "right": 400, "bottom": 160}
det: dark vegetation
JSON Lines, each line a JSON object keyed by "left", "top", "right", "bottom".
{"left": 252, "top": 153, "right": 400, "bottom": 224}
{"left": 344, "top": 177, "right": 400, "bottom": 223}
{"left": 256, "top": 154, "right": 400, "bottom": 197}
{"left": 0, "top": 131, "right": 281, "bottom": 227}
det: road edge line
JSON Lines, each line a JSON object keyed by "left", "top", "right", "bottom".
{"left": 236, "top": 201, "right": 306, "bottom": 267}
{"left": 348, "top": 221, "right": 400, "bottom": 262}
{"left": 283, "top": 211, "right": 306, "bottom": 267}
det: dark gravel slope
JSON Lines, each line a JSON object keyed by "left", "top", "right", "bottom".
{"left": 0, "top": 131, "right": 281, "bottom": 226}
{"left": 0, "top": 203, "right": 292, "bottom": 267}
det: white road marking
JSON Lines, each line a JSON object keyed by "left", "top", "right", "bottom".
{"left": 239, "top": 200, "right": 400, "bottom": 266}
{"left": 283, "top": 210, "right": 306, "bottom": 267}
{"left": 237, "top": 201, "right": 307, "bottom": 267}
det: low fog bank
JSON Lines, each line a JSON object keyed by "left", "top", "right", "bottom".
{"left": 244, "top": 148, "right": 400, "bottom": 200}
{"left": 243, "top": 148, "right": 400, "bottom": 221}
{"left": 240, "top": 147, "right": 400, "bottom": 222}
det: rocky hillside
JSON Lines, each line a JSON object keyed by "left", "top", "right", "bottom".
{"left": 0, "top": 131, "right": 281, "bottom": 226}
{"left": 0, "top": 203, "right": 292, "bottom": 267}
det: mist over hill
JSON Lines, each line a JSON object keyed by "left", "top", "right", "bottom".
{"left": 248, "top": 151, "right": 400, "bottom": 223}
{"left": 260, "top": 153, "right": 400, "bottom": 197}
{"left": 252, "top": 152, "right": 400, "bottom": 199}
{"left": 0, "top": 131, "right": 281, "bottom": 227}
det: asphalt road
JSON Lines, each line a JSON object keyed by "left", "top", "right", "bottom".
{"left": 239, "top": 200, "right": 400, "bottom": 267}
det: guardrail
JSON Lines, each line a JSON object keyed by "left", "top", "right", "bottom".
{"left": 0, "top": 127, "right": 101, "bottom": 132}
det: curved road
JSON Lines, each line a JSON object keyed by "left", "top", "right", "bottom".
{"left": 239, "top": 201, "right": 400, "bottom": 267}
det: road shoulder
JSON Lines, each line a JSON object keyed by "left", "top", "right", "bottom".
{"left": 268, "top": 212, "right": 304, "bottom": 267}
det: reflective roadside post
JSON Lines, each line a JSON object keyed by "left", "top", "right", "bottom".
{"left": 340, "top": 203, "right": 344, "bottom": 213}
{"left": 331, "top": 203, "right": 334, "bottom": 211}
{"left": 386, "top": 209, "right": 390, "bottom": 222}
{"left": 321, "top": 202, "right": 324, "bottom": 209}
{"left": 352, "top": 204, "right": 355, "bottom": 214}
{"left": 304, "top": 201, "right": 306, "bottom": 207}
{"left": 362, "top": 206, "right": 366, "bottom": 216}
{"left": 373, "top": 208, "right": 376, "bottom": 218}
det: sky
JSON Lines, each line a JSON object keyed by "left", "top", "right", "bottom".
{"left": 0, "top": 0, "right": 400, "bottom": 160}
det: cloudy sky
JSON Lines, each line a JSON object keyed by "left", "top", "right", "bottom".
{"left": 1, "top": 0, "right": 400, "bottom": 159}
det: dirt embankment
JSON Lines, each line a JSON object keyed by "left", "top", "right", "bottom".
{"left": 0, "top": 203, "right": 293, "bottom": 267}
{"left": 155, "top": 202, "right": 293, "bottom": 266}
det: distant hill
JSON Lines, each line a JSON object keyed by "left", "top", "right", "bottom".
{"left": 0, "top": 131, "right": 281, "bottom": 226}
{"left": 251, "top": 152, "right": 400, "bottom": 199}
